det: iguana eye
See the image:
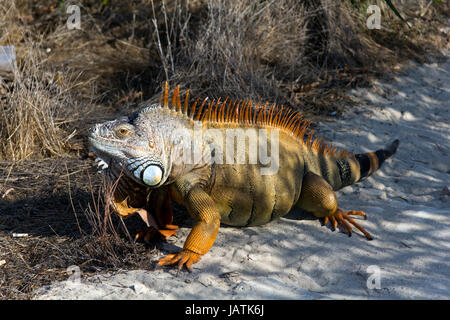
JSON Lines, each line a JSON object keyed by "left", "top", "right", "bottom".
{"left": 115, "top": 126, "right": 131, "bottom": 137}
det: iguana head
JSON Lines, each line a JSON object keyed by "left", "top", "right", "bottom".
{"left": 88, "top": 105, "right": 179, "bottom": 188}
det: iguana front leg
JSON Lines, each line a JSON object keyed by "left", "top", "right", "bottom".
{"left": 158, "top": 185, "right": 221, "bottom": 270}
{"left": 297, "top": 171, "right": 373, "bottom": 240}
{"left": 112, "top": 190, "right": 178, "bottom": 240}
{"left": 135, "top": 188, "right": 178, "bottom": 240}
{"left": 111, "top": 197, "right": 141, "bottom": 218}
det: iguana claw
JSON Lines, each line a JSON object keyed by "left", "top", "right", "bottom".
{"left": 135, "top": 224, "right": 178, "bottom": 241}
{"left": 323, "top": 209, "right": 373, "bottom": 240}
{"left": 158, "top": 250, "right": 201, "bottom": 271}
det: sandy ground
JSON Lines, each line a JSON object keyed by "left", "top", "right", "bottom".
{"left": 35, "top": 51, "right": 450, "bottom": 300}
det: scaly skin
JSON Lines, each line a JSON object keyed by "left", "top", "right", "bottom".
{"left": 88, "top": 83, "right": 399, "bottom": 270}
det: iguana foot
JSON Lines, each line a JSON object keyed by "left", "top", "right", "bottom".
{"left": 112, "top": 198, "right": 141, "bottom": 218}
{"left": 158, "top": 250, "right": 201, "bottom": 271}
{"left": 112, "top": 200, "right": 178, "bottom": 241}
{"left": 323, "top": 209, "right": 373, "bottom": 240}
{"left": 135, "top": 224, "right": 178, "bottom": 241}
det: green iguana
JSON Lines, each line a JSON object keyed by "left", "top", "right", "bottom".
{"left": 88, "top": 83, "right": 399, "bottom": 270}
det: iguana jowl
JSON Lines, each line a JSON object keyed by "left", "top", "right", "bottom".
{"left": 88, "top": 83, "right": 399, "bottom": 270}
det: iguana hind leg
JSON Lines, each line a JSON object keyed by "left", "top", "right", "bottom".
{"left": 297, "top": 171, "right": 373, "bottom": 240}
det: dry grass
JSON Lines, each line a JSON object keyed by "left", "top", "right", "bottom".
{"left": 0, "top": 0, "right": 448, "bottom": 299}
{"left": 0, "top": 2, "right": 94, "bottom": 161}
{"left": 0, "top": 159, "right": 160, "bottom": 299}
{"left": 153, "top": 0, "right": 372, "bottom": 103}
{"left": 0, "top": 51, "right": 86, "bottom": 161}
{"left": 148, "top": 0, "right": 448, "bottom": 113}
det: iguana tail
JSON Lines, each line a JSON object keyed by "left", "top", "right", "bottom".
{"left": 354, "top": 139, "right": 399, "bottom": 182}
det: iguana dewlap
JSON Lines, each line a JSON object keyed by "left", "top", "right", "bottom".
{"left": 88, "top": 83, "right": 399, "bottom": 270}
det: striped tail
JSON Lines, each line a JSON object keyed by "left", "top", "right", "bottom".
{"left": 355, "top": 139, "right": 399, "bottom": 182}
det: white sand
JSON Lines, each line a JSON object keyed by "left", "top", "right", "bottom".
{"left": 35, "top": 51, "right": 450, "bottom": 300}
